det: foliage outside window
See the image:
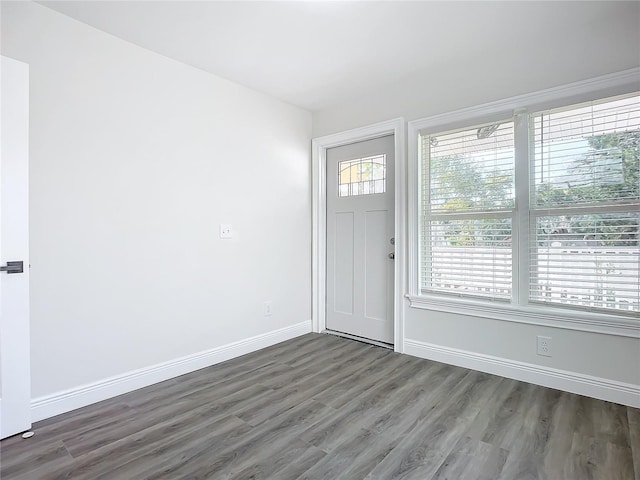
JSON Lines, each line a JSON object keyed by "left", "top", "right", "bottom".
{"left": 419, "top": 93, "right": 640, "bottom": 316}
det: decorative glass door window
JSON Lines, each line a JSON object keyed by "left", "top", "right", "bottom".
{"left": 338, "top": 155, "right": 386, "bottom": 197}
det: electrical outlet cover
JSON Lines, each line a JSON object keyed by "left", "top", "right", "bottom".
{"left": 537, "top": 335, "right": 552, "bottom": 357}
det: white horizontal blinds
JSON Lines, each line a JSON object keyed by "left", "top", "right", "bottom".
{"left": 424, "top": 219, "right": 513, "bottom": 299}
{"left": 530, "top": 94, "right": 640, "bottom": 315}
{"left": 533, "top": 214, "right": 639, "bottom": 312}
{"left": 420, "top": 120, "right": 515, "bottom": 300}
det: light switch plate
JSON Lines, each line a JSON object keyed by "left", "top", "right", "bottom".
{"left": 220, "top": 224, "right": 233, "bottom": 239}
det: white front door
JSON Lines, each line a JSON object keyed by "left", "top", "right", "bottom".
{"left": 0, "top": 56, "right": 31, "bottom": 439}
{"left": 326, "top": 135, "right": 395, "bottom": 344}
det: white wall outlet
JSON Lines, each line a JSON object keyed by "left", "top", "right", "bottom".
{"left": 220, "top": 224, "right": 232, "bottom": 239}
{"left": 263, "top": 301, "right": 272, "bottom": 316}
{"left": 537, "top": 335, "right": 552, "bottom": 357}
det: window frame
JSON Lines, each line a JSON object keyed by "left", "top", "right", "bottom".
{"left": 407, "top": 69, "right": 640, "bottom": 338}
{"left": 528, "top": 102, "right": 640, "bottom": 314}
{"left": 419, "top": 119, "right": 517, "bottom": 302}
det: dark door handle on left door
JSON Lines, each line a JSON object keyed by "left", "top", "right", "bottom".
{"left": 388, "top": 253, "right": 395, "bottom": 260}
{"left": 0, "top": 261, "right": 23, "bottom": 274}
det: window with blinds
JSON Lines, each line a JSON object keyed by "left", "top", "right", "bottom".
{"left": 420, "top": 121, "right": 515, "bottom": 300}
{"left": 530, "top": 94, "right": 640, "bottom": 314}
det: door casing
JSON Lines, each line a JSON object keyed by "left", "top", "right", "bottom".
{"left": 312, "top": 118, "right": 405, "bottom": 353}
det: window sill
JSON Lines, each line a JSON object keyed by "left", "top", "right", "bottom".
{"left": 406, "top": 294, "right": 640, "bottom": 338}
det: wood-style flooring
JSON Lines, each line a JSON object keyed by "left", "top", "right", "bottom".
{"left": 1, "top": 333, "right": 638, "bottom": 479}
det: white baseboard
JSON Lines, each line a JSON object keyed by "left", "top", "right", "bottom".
{"left": 31, "top": 321, "right": 312, "bottom": 422}
{"left": 404, "top": 338, "right": 640, "bottom": 408}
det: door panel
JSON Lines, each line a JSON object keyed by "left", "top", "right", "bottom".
{"left": 364, "top": 210, "right": 388, "bottom": 321}
{"left": 1, "top": 56, "right": 31, "bottom": 439}
{"left": 333, "top": 212, "right": 354, "bottom": 315}
{"left": 326, "top": 135, "right": 394, "bottom": 344}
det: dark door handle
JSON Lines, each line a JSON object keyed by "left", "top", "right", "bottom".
{"left": 0, "top": 261, "right": 23, "bottom": 274}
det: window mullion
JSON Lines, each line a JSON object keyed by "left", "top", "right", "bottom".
{"left": 513, "top": 110, "right": 531, "bottom": 307}
{"left": 418, "top": 134, "right": 429, "bottom": 296}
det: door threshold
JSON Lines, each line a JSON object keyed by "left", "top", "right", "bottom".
{"left": 323, "top": 330, "right": 394, "bottom": 350}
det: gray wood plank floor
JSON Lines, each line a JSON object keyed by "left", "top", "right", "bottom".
{"left": 1, "top": 333, "right": 638, "bottom": 479}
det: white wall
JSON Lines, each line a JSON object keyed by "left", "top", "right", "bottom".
{"left": 313, "top": 2, "right": 640, "bottom": 400}
{"left": 405, "top": 309, "right": 640, "bottom": 386}
{"left": 312, "top": 2, "right": 640, "bottom": 137}
{"left": 1, "top": 2, "right": 312, "bottom": 400}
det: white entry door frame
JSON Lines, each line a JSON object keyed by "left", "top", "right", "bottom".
{"left": 312, "top": 118, "right": 405, "bottom": 353}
